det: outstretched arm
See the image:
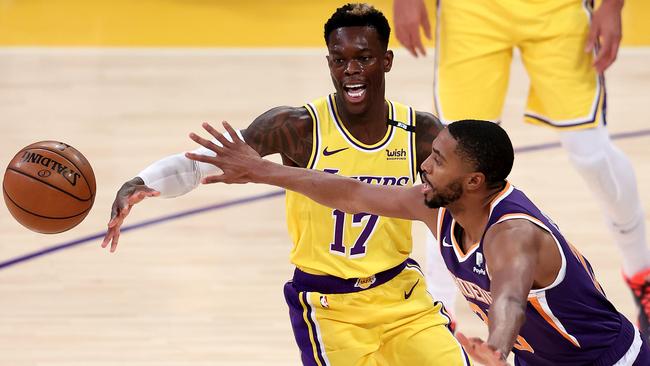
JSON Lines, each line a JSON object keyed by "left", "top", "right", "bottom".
{"left": 458, "top": 220, "right": 543, "bottom": 364}
{"left": 483, "top": 221, "right": 539, "bottom": 356}
{"left": 186, "top": 122, "right": 434, "bottom": 222}
{"left": 101, "top": 107, "right": 313, "bottom": 252}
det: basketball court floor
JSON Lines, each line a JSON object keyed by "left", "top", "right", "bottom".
{"left": 0, "top": 47, "right": 648, "bottom": 365}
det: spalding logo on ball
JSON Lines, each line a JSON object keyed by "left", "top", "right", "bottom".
{"left": 3, "top": 141, "right": 96, "bottom": 234}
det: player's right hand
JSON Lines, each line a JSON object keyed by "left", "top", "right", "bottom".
{"left": 393, "top": 0, "right": 431, "bottom": 57}
{"left": 186, "top": 121, "right": 264, "bottom": 185}
{"left": 101, "top": 178, "right": 160, "bottom": 253}
{"left": 456, "top": 332, "right": 509, "bottom": 366}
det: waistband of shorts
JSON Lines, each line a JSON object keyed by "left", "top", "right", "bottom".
{"left": 593, "top": 313, "right": 636, "bottom": 366}
{"left": 291, "top": 259, "right": 417, "bottom": 294}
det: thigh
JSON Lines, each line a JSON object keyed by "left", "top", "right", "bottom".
{"left": 435, "top": 0, "right": 513, "bottom": 123}
{"left": 519, "top": 0, "right": 604, "bottom": 130}
{"left": 284, "top": 281, "right": 379, "bottom": 366}
{"left": 379, "top": 313, "right": 470, "bottom": 365}
{"left": 376, "top": 266, "right": 471, "bottom": 365}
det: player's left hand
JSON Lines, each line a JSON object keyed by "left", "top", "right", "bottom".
{"left": 186, "top": 121, "right": 264, "bottom": 184}
{"left": 586, "top": 0, "right": 623, "bottom": 74}
{"left": 457, "top": 332, "right": 509, "bottom": 366}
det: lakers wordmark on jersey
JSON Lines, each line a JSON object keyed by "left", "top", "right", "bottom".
{"left": 286, "top": 94, "right": 418, "bottom": 279}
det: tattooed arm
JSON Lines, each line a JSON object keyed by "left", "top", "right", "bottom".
{"left": 414, "top": 111, "right": 444, "bottom": 171}
{"left": 241, "top": 106, "right": 314, "bottom": 168}
{"left": 102, "top": 105, "right": 314, "bottom": 252}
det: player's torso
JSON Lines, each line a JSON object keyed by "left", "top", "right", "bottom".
{"left": 438, "top": 183, "right": 629, "bottom": 366}
{"left": 286, "top": 94, "right": 418, "bottom": 279}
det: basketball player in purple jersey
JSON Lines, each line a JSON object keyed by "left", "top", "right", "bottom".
{"left": 186, "top": 120, "right": 650, "bottom": 365}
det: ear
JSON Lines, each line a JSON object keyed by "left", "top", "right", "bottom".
{"left": 465, "top": 172, "right": 485, "bottom": 192}
{"left": 384, "top": 50, "right": 394, "bottom": 72}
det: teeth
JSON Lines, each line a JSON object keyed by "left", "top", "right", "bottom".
{"left": 347, "top": 89, "right": 365, "bottom": 97}
{"left": 345, "top": 83, "right": 364, "bottom": 89}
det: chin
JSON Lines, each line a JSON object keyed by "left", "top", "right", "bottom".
{"left": 346, "top": 102, "right": 369, "bottom": 115}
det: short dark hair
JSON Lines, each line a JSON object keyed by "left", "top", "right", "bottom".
{"left": 324, "top": 3, "right": 390, "bottom": 49}
{"left": 447, "top": 120, "right": 514, "bottom": 189}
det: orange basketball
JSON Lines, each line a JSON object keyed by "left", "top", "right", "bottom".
{"left": 2, "top": 141, "right": 96, "bottom": 234}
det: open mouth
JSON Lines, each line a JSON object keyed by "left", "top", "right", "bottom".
{"left": 420, "top": 172, "right": 433, "bottom": 194}
{"left": 343, "top": 83, "right": 367, "bottom": 103}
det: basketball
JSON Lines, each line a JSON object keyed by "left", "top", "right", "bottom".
{"left": 2, "top": 141, "right": 96, "bottom": 234}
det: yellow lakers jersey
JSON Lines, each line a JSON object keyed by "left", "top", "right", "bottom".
{"left": 286, "top": 94, "right": 418, "bottom": 279}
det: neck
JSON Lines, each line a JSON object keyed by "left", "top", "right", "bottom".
{"left": 334, "top": 93, "right": 388, "bottom": 144}
{"left": 447, "top": 185, "right": 505, "bottom": 244}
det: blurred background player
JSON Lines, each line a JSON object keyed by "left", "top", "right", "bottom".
{"left": 102, "top": 4, "right": 470, "bottom": 365}
{"left": 392, "top": 0, "right": 650, "bottom": 334}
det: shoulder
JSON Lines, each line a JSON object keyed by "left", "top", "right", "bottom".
{"left": 243, "top": 105, "right": 315, "bottom": 166}
{"left": 483, "top": 219, "right": 545, "bottom": 256}
{"left": 415, "top": 110, "right": 443, "bottom": 131}
{"left": 255, "top": 106, "right": 313, "bottom": 130}
{"left": 414, "top": 110, "right": 444, "bottom": 167}
{"left": 243, "top": 105, "right": 313, "bottom": 141}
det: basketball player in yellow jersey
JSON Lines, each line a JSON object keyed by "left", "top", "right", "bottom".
{"left": 393, "top": 0, "right": 650, "bottom": 337}
{"left": 102, "top": 4, "right": 471, "bottom": 365}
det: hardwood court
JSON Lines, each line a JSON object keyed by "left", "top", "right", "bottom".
{"left": 0, "top": 48, "right": 648, "bottom": 365}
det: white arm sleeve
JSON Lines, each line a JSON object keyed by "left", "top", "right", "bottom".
{"left": 137, "top": 130, "right": 244, "bottom": 198}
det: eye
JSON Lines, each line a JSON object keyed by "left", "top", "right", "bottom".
{"left": 334, "top": 58, "right": 344, "bottom": 64}
{"left": 360, "top": 56, "right": 372, "bottom": 63}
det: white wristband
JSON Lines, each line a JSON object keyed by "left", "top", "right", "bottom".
{"left": 137, "top": 129, "right": 244, "bottom": 198}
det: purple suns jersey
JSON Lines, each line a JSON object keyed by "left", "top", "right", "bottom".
{"left": 437, "top": 182, "right": 642, "bottom": 366}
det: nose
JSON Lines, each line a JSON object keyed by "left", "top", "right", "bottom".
{"left": 344, "top": 60, "right": 362, "bottom": 76}
{"left": 421, "top": 154, "right": 433, "bottom": 173}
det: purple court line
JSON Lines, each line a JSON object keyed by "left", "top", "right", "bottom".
{"left": 1, "top": 128, "right": 649, "bottom": 270}
{"left": 0, "top": 190, "right": 284, "bottom": 270}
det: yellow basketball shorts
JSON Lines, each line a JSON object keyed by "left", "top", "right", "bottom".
{"left": 284, "top": 259, "right": 471, "bottom": 366}
{"left": 434, "top": 0, "right": 605, "bottom": 130}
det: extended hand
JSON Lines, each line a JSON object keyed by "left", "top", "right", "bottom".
{"left": 456, "top": 332, "right": 509, "bottom": 366}
{"left": 585, "top": 0, "right": 623, "bottom": 73}
{"left": 186, "top": 121, "right": 264, "bottom": 184}
{"left": 101, "top": 179, "right": 159, "bottom": 253}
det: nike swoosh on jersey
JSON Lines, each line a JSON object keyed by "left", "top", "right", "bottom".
{"left": 442, "top": 238, "right": 454, "bottom": 247}
{"left": 404, "top": 279, "right": 420, "bottom": 299}
{"left": 322, "top": 146, "right": 349, "bottom": 156}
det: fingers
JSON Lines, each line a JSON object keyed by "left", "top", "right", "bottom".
{"left": 185, "top": 151, "right": 220, "bottom": 163}
{"left": 585, "top": 23, "right": 598, "bottom": 53}
{"left": 101, "top": 224, "right": 121, "bottom": 252}
{"left": 592, "top": 35, "right": 609, "bottom": 73}
{"left": 202, "top": 174, "right": 228, "bottom": 184}
{"left": 413, "top": 31, "right": 427, "bottom": 57}
{"left": 593, "top": 34, "right": 620, "bottom": 73}
{"left": 143, "top": 186, "right": 161, "bottom": 195}
{"left": 221, "top": 121, "right": 243, "bottom": 144}
{"left": 405, "top": 36, "right": 419, "bottom": 57}
{"left": 101, "top": 227, "right": 114, "bottom": 248}
{"left": 202, "top": 121, "right": 234, "bottom": 148}
{"left": 110, "top": 229, "right": 121, "bottom": 253}
{"left": 456, "top": 331, "right": 471, "bottom": 347}
{"left": 188, "top": 131, "right": 226, "bottom": 154}
{"left": 127, "top": 190, "right": 158, "bottom": 205}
